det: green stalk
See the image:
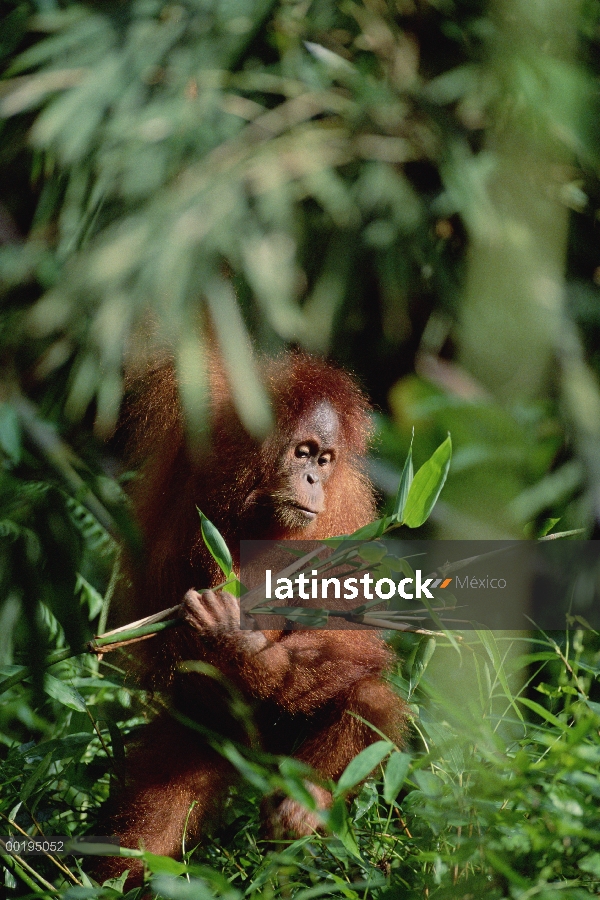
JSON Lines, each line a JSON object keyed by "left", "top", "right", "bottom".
{"left": 0, "top": 618, "right": 181, "bottom": 696}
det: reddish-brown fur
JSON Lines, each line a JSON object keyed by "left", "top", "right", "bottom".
{"left": 96, "top": 352, "right": 408, "bottom": 885}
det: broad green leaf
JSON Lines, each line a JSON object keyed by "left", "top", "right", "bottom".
{"left": 279, "top": 757, "right": 313, "bottom": 778}
{"left": 277, "top": 777, "right": 318, "bottom": 810}
{"left": 392, "top": 431, "right": 414, "bottom": 521}
{"left": 383, "top": 751, "right": 411, "bottom": 802}
{"left": 579, "top": 853, "right": 600, "bottom": 877}
{"left": 221, "top": 575, "right": 242, "bottom": 598}
{"left": 580, "top": 696, "right": 600, "bottom": 717}
{"left": 413, "top": 769, "right": 444, "bottom": 797}
{"left": 335, "top": 740, "right": 392, "bottom": 795}
{"left": 358, "top": 541, "right": 387, "bottom": 564}
{"left": 198, "top": 508, "right": 232, "bottom": 577}
{"left": 517, "top": 696, "right": 569, "bottom": 732}
{"left": 539, "top": 517, "right": 560, "bottom": 536}
{"left": 43, "top": 673, "right": 87, "bottom": 712}
{"left": 205, "top": 278, "right": 273, "bottom": 439}
{"left": 152, "top": 874, "right": 218, "bottom": 900}
{"left": 176, "top": 329, "right": 209, "bottom": 444}
{"left": 219, "top": 742, "right": 271, "bottom": 791}
{"left": 408, "top": 636, "right": 437, "bottom": 700}
{"left": 142, "top": 852, "right": 187, "bottom": 875}
{"left": 325, "top": 797, "right": 361, "bottom": 858}
{"left": 384, "top": 554, "right": 412, "bottom": 573}
{"left": 75, "top": 573, "right": 104, "bottom": 618}
{"left": 402, "top": 436, "right": 452, "bottom": 528}
{"left": 20, "top": 752, "right": 52, "bottom": 803}
{"left": 18, "top": 733, "right": 93, "bottom": 762}
{"left": 354, "top": 781, "right": 378, "bottom": 819}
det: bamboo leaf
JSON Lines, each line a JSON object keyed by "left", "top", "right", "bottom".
{"left": 477, "top": 630, "right": 524, "bottom": 723}
{"left": 326, "top": 797, "right": 361, "bottom": 858}
{"left": 198, "top": 508, "right": 232, "bottom": 578}
{"left": 402, "top": 436, "right": 452, "bottom": 528}
{"left": 335, "top": 740, "right": 392, "bottom": 795}
{"left": 347, "top": 516, "right": 393, "bottom": 541}
{"left": 383, "top": 751, "right": 411, "bottom": 803}
{"left": 517, "top": 696, "right": 569, "bottom": 731}
{"left": 20, "top": 752, "right": 52, "bottom": 804}
{"left": 358, "top": 541, "right": 387, "bottom": 564}
{"left": 392, "top": 430, "right": 414, "bottom": 521}
{"left": 43, "top": 673, "right": 87, "bottom": 712}
{"left": 408, "top": 636, "right": 437, "bottom": 700}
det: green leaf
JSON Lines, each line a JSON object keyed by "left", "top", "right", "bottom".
{"left": 19, "top": 733, "right": 94, "bottom": 762}
{"left": 142, "top": 852, "right": 187, "bottom": 875}
{"left": 325, "top": 797, "right": 361, "bottom": 858}
{"left": 0, "top": 403, "right": 21, "bottom": 464}
{"left": 383, "top": 751, "right": 411, "bottom": 803}
{"left": 358, "top": 541, "right": 387, "bottom": 564}
{"left": 347, "top": 516, "right": 393, "bottom": 541}
{"left": 221, "top": 575, "right": 242, "bottom": 598}
{"left": 205, "top": 278, "right": 273, "bottom": 439}
{"left": 392, "top": 431, "right": 414, "bottom": 521}
{"left": 219, "top": 742, "right": 271, "bottom": 791}
{"left": 335, "top": 740, "right": 392, "bottom": 795}
{"left": 408, "top": 636, "right": 437, "bottom": 700}
{"left": 75, "top": 573, "right": 104, "bottom": 618}
{"left": 20, "top": 752, "right": 52, "bottom": 803}
{"left": 402, "top": 436, "right": 452, "bottom": 528}
{"left": 353, "top": 781, "right": 378, "bottom": 819}
{"left": 580, "top": 696, "right": 600, "bottom": 717}
{"left": 539, "top": 516, "right": 560, "bottom": 537}
{"left": 476, "top": 630, "right": 524, "bottom": 723}
{"left": 151, "top": 874, "right": 220, "bottom": 900}
{"left": 198, "top": 508, "right": 232, "bottom": 577}
{"left": 579, "top": 853, "right": 600, "bottom": 877}
{"left": 43, "top": 673, "right": 87, "bottom": 712}
{"left": 413, "top": 770, "right": 444, "bottom": 797}
{"left": 176, "top": 329, "right": 209, "bottom": 444}
{"left": 517, "top": 696, "right": 569, "bottom": 732}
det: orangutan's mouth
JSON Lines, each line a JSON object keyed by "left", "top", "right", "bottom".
{"left": 289, "top": 503, "right": 320, "bottom": 519}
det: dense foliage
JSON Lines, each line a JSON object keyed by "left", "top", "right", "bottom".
{"left": 2, "top": 624, "right": 600, "bottom": 898}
